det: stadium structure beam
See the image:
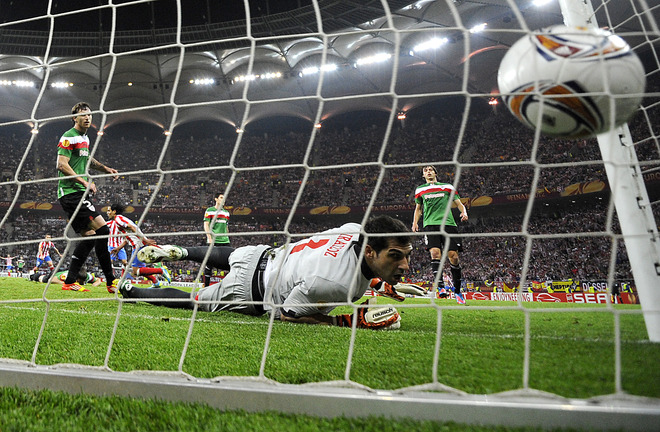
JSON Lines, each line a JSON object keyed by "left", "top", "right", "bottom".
{"left": 558, "top": 0, "right": 660, "bottom": 342}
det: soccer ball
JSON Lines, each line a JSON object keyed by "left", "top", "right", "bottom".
{"left": 497, "top": 25, "right": 646, "bottom": 138}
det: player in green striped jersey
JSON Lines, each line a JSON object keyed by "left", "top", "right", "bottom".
{"left": 56, "top": 102, "right": 119, "bottom": 293}
{"left": 202, "top": 193, "right": 231, "bottom": 286}
{"left": 412, "top": 165, "right": 468, "bottom": 303}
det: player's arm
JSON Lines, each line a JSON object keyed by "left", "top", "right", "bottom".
{"left": 48, "top": 273, "right": 64, "bottom": 285}
{"left": 280, "top": 302, "right": 400, "bottom": 330}
{"left": 454, "top": 197, "right": 468, "bottom": 221}
{"left": 111, "top": 239, "right": 128, "bottom": 257}
{"left": 203, "top": 220, "right": 213, "bottom": 244}
{"left": 123, "top": 221, "right": 154, "bottom": 246}
{"left": 89, "top": 157, "right": 118, "bottom": 179}
{"left": 57, "top": 154, "right": 96, "bottom": 193}
{"left": 412, "top": 203, "right": 423, "bottom": 232}
{"left": 280, "top": 312, "right": 335, "bottom": 326}
{"left": 370, "top": 278, "right": 427, "bottom": 300}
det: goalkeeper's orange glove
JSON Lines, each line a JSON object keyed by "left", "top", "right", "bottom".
{"left": 370, "top": 278, "right": 404, "bottom": 302}
{"left": 334, "top": 300, "right": 401, "bottom": 330}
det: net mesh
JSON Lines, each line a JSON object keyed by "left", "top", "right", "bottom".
{"left": 0, "top": 0, "right": 659, "bottom": 428}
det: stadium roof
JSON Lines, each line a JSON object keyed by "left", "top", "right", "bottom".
{"left": 0, "top": 0, "right": 653, "bottom": 132}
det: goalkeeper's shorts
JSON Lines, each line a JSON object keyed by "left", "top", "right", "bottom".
{"left": 196, "top": 245, "right": 271, "bottom": 316}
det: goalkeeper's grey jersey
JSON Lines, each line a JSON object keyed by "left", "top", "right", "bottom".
{"left": 265, "top": 223, "right": 370, "bottom": 318}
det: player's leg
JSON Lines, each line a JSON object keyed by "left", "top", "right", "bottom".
{"left": 60, "top": 193, "right": 108, "bottom": 289}
{"left": 134, "top": 249, "right": 168, "bottom": 286}
{"left": 140, "top": 245, "right": 234, "bottom": 270}
{"left": 159, "top": 264, "right": 171, "bottom": 283}
{"left": 110, "top": 246, "right": 127, "bottom": 279}
{"left": 89, "top": 216, "right": 117, "bottom": 288}
{"left": 129, "top": 256, "right": 157, "bottom": 285}
{"left": 203, "top": 264, "right": 213, "bottom": 287}
{"left": 139, "top": 269, "right": 160, "bottom": 284}
{"left": 138, "top": 266, "right": 163, "bottom": 278}
{"left": 447, "top": 250, "right": 465, "bottom": 305}
{"left": 117, "top": 251, "right": 135, "bottom": 280}
{"left": 120, "top": 284, "right": 196, "bottom": 309}
{"left": 64, "top": 237, "right": 95, "bottom": 285}
{"left": 429, "top": 247, "right": 442, "bottom": 284}
{"left": 423, "top": 226, "right": 448, "bottom": 297}
{"left": 187, "top": 246, "right": 234, "bottom": 269}
{"left": 448, "top": 250, "right": 462, "bottom": 292}
{"left": 203, "top": 244, "right": 226, "bottom": 287}
{"left": 445, "top": 225, "right": 465, "bottom": 299}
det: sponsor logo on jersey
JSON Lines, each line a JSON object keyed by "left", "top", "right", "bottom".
{"left": 414, "top": 183, "right": 456, "bottom": 200}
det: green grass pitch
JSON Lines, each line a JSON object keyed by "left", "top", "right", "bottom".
{"left": 0, "top": 276, "right": 658, "bottom": 431}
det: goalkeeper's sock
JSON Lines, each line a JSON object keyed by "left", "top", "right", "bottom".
{"left": 122, "top": 286, "right": 196, "bottom": 309}
{"left": 185, "top": 246, "right": 234, "bottom": 270}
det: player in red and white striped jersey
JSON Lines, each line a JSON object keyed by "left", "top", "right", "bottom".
{"left": 107, "top": 214, "right": 130, "bottom": 268}
{"left": 32, "top": 234, "right": 62, "bottom": 273}
{"left": 107, "top": 203, "right": 170, "bottom": 287}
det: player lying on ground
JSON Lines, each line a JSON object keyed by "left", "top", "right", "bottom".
{"left": 120, "top": 215, "right": 426, "bottom": 329}
{"left": 30, "top": 267, "right": 102, "bottom": 292}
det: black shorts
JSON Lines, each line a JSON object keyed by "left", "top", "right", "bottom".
{"left": 423, "top": 224, "right": 463, "bottom": 252}
{"left": 59, "top": 191, "right": 101, "bottom": 234}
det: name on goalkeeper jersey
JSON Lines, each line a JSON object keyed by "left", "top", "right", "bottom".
{"left": 324, "top": 234, "right": 354, "bottom": 257}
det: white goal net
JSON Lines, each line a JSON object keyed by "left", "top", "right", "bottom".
{"left": 0, "top": 0, "right": 659, "bottom": 430}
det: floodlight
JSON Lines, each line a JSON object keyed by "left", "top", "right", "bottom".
{"left": 412, "top": 37, "right": 448, "bottom": 54}
{"left": 356, "top": 53, "right": 391, "bottom": 66}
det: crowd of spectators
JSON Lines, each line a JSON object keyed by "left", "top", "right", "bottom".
{"left": 0, "top": 201, "right": 642, "bottom": 285}
{"left": 2, "top": 103, "right": 656, "bottom": 211}
{"left": 0, "top": 101, "right": 657, "bottom": 284}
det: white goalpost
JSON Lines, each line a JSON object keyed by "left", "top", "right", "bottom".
{"left": 557, "top": 0, "right": 660, "bottom": 343}
{"left": 0, "top": 0, "right": 659, "bottom": 430}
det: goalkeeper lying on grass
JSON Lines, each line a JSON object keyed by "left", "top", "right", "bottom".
{"left": 119, "top": 215, "right": 425, "bottom": 330}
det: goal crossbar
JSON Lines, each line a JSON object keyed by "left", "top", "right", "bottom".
{"left": 1, "top": 361, "right": 659, "bottom": 431}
